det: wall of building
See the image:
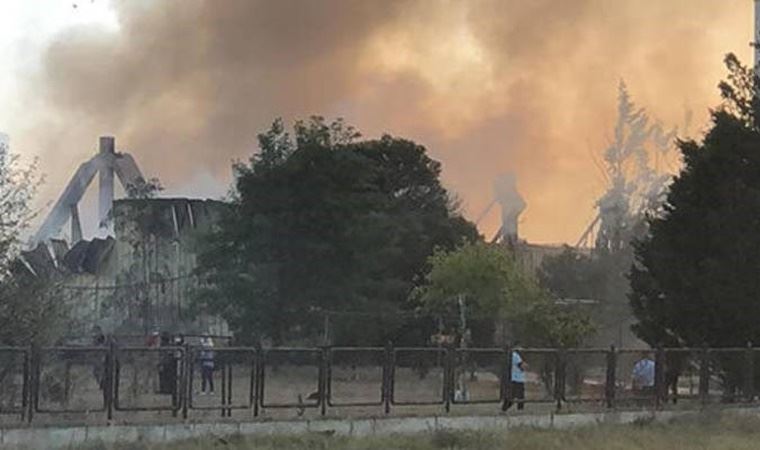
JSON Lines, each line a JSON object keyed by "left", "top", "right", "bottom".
{"left": 23, "top": 198, "right": 230, "bottom": 338}
{"left": 509, "top": 241, "right": 645, "bottom": 349}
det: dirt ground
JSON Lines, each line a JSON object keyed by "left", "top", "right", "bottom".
{"left": 0, "top": 355, "right": 729, "bottom": 427}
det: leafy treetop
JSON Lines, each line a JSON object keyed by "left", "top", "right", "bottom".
{"left": 630, "top": 54, "right": 760, "bottom": 348}
{"left": 197, "top": 117, "right": 478, "bottom": 345}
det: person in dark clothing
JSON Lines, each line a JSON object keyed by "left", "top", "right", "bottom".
{"left": 199, "top": 337, "right": 215, "bottom": 395}
{"left": 91, "top": 327, "right": 106, "bottom": 384}
{"left": 158, "top": 332, "right": 177, "bottom": 395}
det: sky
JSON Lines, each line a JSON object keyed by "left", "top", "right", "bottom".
{"left": 0, "top": 0, "right": 753, "bottom": 244}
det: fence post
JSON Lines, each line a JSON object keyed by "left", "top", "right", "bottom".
{"left": 498, "top": 346, "right": 506, "bottom": 407}
{"left": 171, "top": 346, "right": 181, "bottom": 419}
{"left": 501, "top": 345, "right": 512, "bottom": 412}
{"left": 383, "top": 341, "right": 392, "bottom": 415}
{"left": 253, "top": 343, "right": 261, "bottom": 417}
{"left": 654, "top": 347, "right": 665, "bottom": 409}
{"left": 699, "top": 344, "right": 709, "bottom": 406}
{"left": 21, "top": 345, "right": 31, "bottom": 422}
{"left": 226, "top": 357, "right": 234, "bottom": 417}
{"left": 63, "top": 361, "right": 72, "bottom": 409}
{"left": 113, "top": 347, "right": 122, "bottom": 411}
{"left": 106, "top": 340, "right": 115, "bottom": 422}
{"left": 605, "top": 344, "right": 616, "bottom": 409}
{"left": 220, "top": 359, "right": 227, "bottom": 418}
{"left": 258, "top": 348, "right": 266, "bottom": 416}
{"left": 319, "top": 346, "right": 328, "bottom": 417}
{"left": 745, "top": 341, "right": 754, "bottom": 403}
{"left": 555, "top": 349, "right": 566, "bottom": 411}
{"left": 28, "top": 344, "right": 39, "bottom": 424}
{"left": 444, "top": 345, "right": 453, "bottom": 413}
{"left": 182, "top": 343, "right": 190, "bottom": 420}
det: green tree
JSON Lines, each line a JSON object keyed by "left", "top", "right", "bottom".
{"left": 0, "top": 139, "right": 59, "bottom": 346}
{"left": 539, "top": 81, "right": 678, "bottom": 348}
{"left": 196, "top": 117, "right": 478, "bottom": 345}
{"left": 538, "top": 246, "right": 635, "bottom": 347}
{"left": 124, "top": 176, "right": 163, "bottom": 200}
{"left": 630, "top": 54, "right": 760, "bottom": 349}
{"left": 0, "top": 139, "right": 39, "bottom": 275}
{"left": 415, "top": 242, "right": 594, "bottom": 348}
{"left": 538, "top": 246, "right": 606, "bottom": 301}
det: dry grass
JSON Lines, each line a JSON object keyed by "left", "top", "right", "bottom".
{"left": 67, "top": 412, "right": 760, "bottom": 450}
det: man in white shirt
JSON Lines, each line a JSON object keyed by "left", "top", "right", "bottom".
{"left": 505, "top": 347, "right": 527, "bottom": 410}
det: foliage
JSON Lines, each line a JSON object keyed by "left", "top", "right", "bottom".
{"left": 0, "top": 278, "right": 65, "bottom": 345}
{"left": 125, "top": 176, "right": 164, "bottom": 200}
{"left": 414, "top": 242, "right": 594, "bottom": 347}
{"left": 0, "top": 140, "right": 58, "bottom": 345}
{"left": 517, "top": 300, "right": 596, "bottom": 348}
{"left": 594, "top": 81, "right": 677, "bottom": 254}
{"left": 416, "top": 241, "right": 528, "bottom": 317}
{"left": 196, "top": 116, "right": 478, "bottom": 345}
{"left": 540, "top": 82, "right": 681, "bottom": 347}
{"left": 630, "top": 54, "right": 760, "bottom": 349}
{"left": 119, "top": 177, "right": 168, "bottom": 236}
{"left": 538, "top": 246, "right": 633, "bottom": 346}
{"left": 0, "top": 142, "right": 40, "bottom": 276}
{"left": 538, "top": 246, "right": 606, "bottom": 301}
{"left": 718, "top": 53, "right": 760, "bottom": 128}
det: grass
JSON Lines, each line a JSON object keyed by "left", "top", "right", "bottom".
{"left": 60, "top": 413, "right": 760, "bottom": 450}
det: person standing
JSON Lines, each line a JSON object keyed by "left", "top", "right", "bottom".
{"left": 505, "top": 347, "right": 527, "bottom": 410}
{"left": 146, "top": 330, "right": 160, "bottom": 394}
{"left": 632, "top": 351, "right": 656, "bottom": 396}
{"left": 158, "top": 332, "right": 176, "bottom": 395}
{"left": 199, "top": 337, "right": 215, "bottom": 395}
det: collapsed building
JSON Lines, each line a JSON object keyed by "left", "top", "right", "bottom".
{"left": 18, "top": 137, "right": 228, "bottom": 337}
{"left": 482, "top": 172, "right": 642, "bottom": 348}
{"left": 479, "top": 173, "right": 573, "bottom": 272}
{"left": 21, "top": 130, "right": 648, "bottom": 345}
{"left": 486, "top": 83, "right": 677, "bottom": 349}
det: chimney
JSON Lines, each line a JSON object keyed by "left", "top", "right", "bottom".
{"left": 99, "top": 136, "right": 115, "bottom": 154}
{"left": 98, "top": 136, "right": 115, "bottom": 234}
{"left": 493, "top": 173, "right": 526, "bottom": 244}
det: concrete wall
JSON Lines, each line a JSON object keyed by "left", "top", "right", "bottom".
{"left": 53, "top": 198, "right": 229, "bottom": 336}
{"left": 3, "top": 407, "right": 759, "bottom": 449}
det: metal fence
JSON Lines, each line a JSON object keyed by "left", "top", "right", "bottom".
{"left": 2, "top": 343, "right": 759, "bottom": 424}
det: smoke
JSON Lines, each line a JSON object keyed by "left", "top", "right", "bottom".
{"left": 14, "top": 0, "right": 750, "bottom": 243}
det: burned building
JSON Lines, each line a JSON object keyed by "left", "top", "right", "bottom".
{"left": 19, "top": 136, "right": 229, "bottom": 337}
{"left": 19, "top": 198, "right": 228, "bottom": 336}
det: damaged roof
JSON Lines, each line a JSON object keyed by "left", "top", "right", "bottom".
{"left": 17, "top": 197, "right": 226, "bottom": 279}
{"left": 17, "top": 236, "right": 115, "bottom": 278}
{"left": 62, "top": 237, "right": 115, "bottom": 274}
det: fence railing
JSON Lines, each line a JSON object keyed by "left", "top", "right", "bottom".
{"left": 2, "top": 343, "right": 759, "bottom": 424}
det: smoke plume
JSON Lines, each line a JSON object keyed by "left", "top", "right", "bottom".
{"left": 15, "top": 0, "right": 750, "bottom": 243}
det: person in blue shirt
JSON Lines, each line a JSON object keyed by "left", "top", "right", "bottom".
{"left": 632, "top": 351, "right": 655, "bottom": 396}
{"left": 505, "top": 346, "right": 527, "bottom": 410}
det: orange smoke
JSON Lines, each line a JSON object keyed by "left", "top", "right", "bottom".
{"left": 13, "top": 0, "right": 751, "bottom": 243}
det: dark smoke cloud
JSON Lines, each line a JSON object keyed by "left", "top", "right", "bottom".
{"left": 18, "top": 0, "right": 749, "bottom": 243}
